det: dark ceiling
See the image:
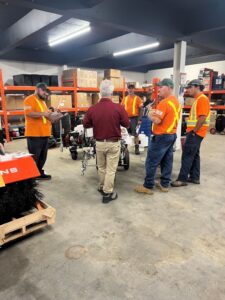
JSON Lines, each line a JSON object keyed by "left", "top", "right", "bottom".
{"left": 0, "top": 0, "right": 225, "bottom": 72}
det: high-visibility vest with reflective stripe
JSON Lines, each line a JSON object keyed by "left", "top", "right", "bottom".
{"left": 186, "top": 94, "right": 210, "bottom": 128}
{"left": 35, "top": 96, "right": 47, "bottom": 124}
{"left": 124, "top": 96, "right": 137, "bottom": 116}
{"left": 152, "top": 100, "right": 181, "bottom": 134}
{"left": 166, "top": 101, "right": 181, "bottom": 133}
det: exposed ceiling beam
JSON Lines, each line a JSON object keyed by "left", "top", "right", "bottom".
{"left": 5, "top": 0, "right": 105, "bottom": 13}
{"left": 0, "top": 9, "right": 62, "bottom": 55}
{"left": 0, "top": 48, "right": 67, "bottom": 65}
{"left": 67, "top": 33, "right": 158, "bottom": 65}
{"left": 185, "top": 29, "right": 225, "bottom": 55}
{"left": 137, "top": 53, "right": 225, "bottom": 72}
{"left": 182, "top": 1, "right": 225, "bottom": 35}
{"left": 81, "top": 46, "right": 211, "bottom": 70}
{"left": 69, "top": 0, "right": 184, "bottom": 39}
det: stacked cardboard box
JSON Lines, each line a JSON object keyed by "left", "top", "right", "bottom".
{"left": 77, "top": 93, "right": 93, "bottom": 108}
{"left": 62, "top": 69, "right": 97, "bottom": 88}
{"left": 97, "top": 76, "right": 103, "bottom": 88}
{"left": 110, "top": 77, "right": 124, "bottom": 89}
{"left": 91, "top": 93, "right": 120, "bottom": 106}
{"left": 103, "top": 69, "right": 123, "bottom": 89}
{"left": 104, "top": 69, "right": 121, "bottom": 78}
{"left": 6, "top": 95, "right": 24, "bottom": 110}
{"left": 97, "top": 76, "right": 123, "bottom": 89}
{"left": 47, "top": 95, "right": 72, "bottom": 109}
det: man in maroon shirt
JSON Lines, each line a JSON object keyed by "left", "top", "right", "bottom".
{"left": 83, "top": 80, "right": 130, "bottom": 203}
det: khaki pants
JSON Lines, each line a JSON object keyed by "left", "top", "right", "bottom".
{"left": 96, "top": 141, "right": 121, "bottom": 194}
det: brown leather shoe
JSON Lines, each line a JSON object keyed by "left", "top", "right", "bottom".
{"left": 134, "top": 185, "right": 154, "bottom": 195}
{"left": 171, "top": 180, "right": 188, "bottom": 187}
{"left": 155, "top": 181, "right": 169, "bottom": 193}
{"left": 187, "top": 178, "right": 200, "bottom": 184}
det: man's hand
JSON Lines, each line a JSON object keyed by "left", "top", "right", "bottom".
{"left": 48, "top": 112, "right": 64, "bottom": 123}
{"left": 43, "top": 112, "right": 51, "bottom": 119}
{"left": 148, "top": 109, "right": 161, "bottom": 124}
{"left": 148, "top": 109, "right": 157, "bottom": 119}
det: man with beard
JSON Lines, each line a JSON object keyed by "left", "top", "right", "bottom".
{"left": 24, "top": 82, "right": 60, "bottom": 180}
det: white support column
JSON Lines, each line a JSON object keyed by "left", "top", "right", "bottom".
{"left": 173, "top": 41, "right": 187, "bottom": 150}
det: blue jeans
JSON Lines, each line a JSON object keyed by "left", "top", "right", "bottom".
{"left": 177, "top": 133, "right": 203, "bottom": 182}
{"left": 144, "top": 134, "right": 177, "bottom": 189}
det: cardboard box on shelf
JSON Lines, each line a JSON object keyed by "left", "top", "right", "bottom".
{"left": 92, "top": 93, "right": 100, "bottom": 105}
{"left": 47, "top": 95, "right": 72, "bottom": 109}
{"left": 62, "top": 69, "right": 97, "bottom": 88}
{"left": 77, "top": 93, "right": 92, "bottom": 108}
{"left": 97, "top": 76, "right": 123, "bottom": 89}
{"left": 92, "top": 94, "right": 120, "bottom": 105}
{"left": 97, "top": 76, "right": 104, "bottom": 88}
{"left": 110, "top": 77, "right": 124, "bottom": 89}
{"left": 112, "top": 95, "right": 120, "bottom": 103}
{"left": 104, "top": 69, "right": 121, "bottom": 78}
{"left": 6, "top": 95, "right": 24, "bottom": 110}
{"left": 184, "top": 97, "right": 195, "bottom": 106}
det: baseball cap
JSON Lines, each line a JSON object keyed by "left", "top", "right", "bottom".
{"left": 127, "top": 84, "right": 135, "bottom": 89}
{"left": 36, "top": 82, "right": 48, "bottom": 91}
{"left": 185, "top": 79, "right": 204, "bottom": 89}
{"left": 157, "top": 78, "right": 174, "bottom": 88}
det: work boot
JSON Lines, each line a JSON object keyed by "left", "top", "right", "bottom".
{"left": 36, "top": 173, "right": 52, "bottom": 180}
{"left": 102, "top": 192, "right": 118, "bottom": 204}
{"left": 97, "top": 187, "right": 105, "bottom": 195}
{"left": 171, "top": 180, "right": 188, "bottom": 187}
{"left": 135, "top": 145, "right": 140, "bottom": 155}
{"left": 155, "top": 180, "right": 169, "bottom": 193}
{"left": 134, "top": 185, "right": 154, "bottom": 195}
{"left": 187, "top": 178, "right": 200, "bottom": 184}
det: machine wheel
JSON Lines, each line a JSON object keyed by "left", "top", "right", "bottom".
{"left": 210, "top": 128, "right": 217, "bottom": 135}
{"left": 216, "top": 115, "right": 225, "bottom": 132}
{"left": 123, "top": 149, "right": 130, "bottom": 170}
{"left": 71, "top": 151, "right": 78, "bottom": 160}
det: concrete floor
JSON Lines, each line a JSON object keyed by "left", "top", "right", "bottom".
{"left": 0, "top": 135, "right": 225, "bottom": 300}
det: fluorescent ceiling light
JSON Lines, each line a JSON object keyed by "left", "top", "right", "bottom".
{"left": 113, "top": 42, "right": 160, "bottom": 56}
{"left": 49, "top": 26, "right": 91, "bottom": 47}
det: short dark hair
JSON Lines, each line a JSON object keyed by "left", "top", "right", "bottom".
{"left": 128, "top": 84, "right": 135, "bottom": 89}
{"left": 36, "top": 82, "right": 48, "bottom": 91}
{"left": 192, "top": 84, "right": 204, "bottom": 91}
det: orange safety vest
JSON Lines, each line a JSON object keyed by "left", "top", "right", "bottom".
{"left": 187, "top": 94, "right": 210, "bottom": 129}
{"left": 35, "top": 96, "right": 47, "bottom": 124}
{"left": 124, "top": 96, "right": 137, "bottom": 116}
{"left": 152, "top": 100, "right": 181, "bottom": 134}
{"left": 166, "top": 100, "right": 181, "bottom": 133}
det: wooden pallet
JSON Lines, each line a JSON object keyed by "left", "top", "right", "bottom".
{"left": 0, "top": 200, "right": 56, "bottom": 246}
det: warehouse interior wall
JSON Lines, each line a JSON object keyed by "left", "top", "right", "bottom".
{"left": 0, "top": 60, "right": 147, "bottom": 86}
{"left": 147, "top": 60, "right": 225, "bottom": 82}
{"left": 1, "top": 60, "right": 62, "bottom": 85}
